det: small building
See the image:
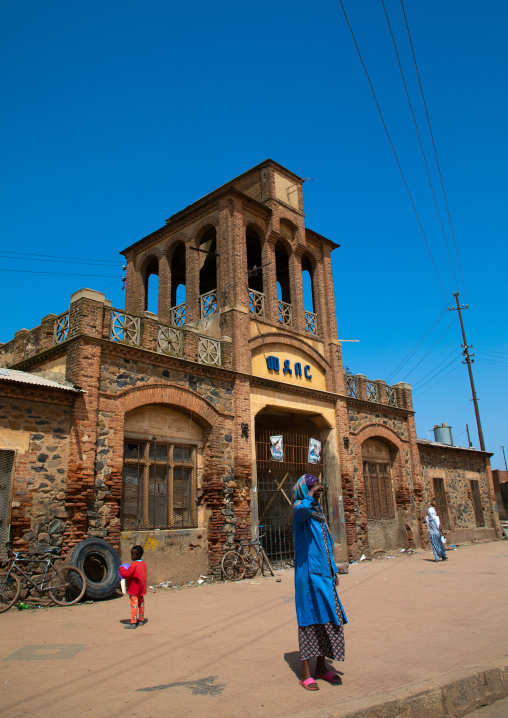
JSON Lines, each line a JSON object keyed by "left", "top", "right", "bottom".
{"left": 0, "top": 160, "right": 501, "bottom": 581}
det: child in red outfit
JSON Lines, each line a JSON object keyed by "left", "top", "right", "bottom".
{"left": 119, "top": 545, "right": 147, "bottom": 629}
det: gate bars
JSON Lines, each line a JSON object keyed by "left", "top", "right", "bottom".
{"left": 255, "top": 429, "right": 330, "bottom": 563}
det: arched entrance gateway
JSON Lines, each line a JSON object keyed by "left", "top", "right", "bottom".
{"left": 254, "top": 407, "right": 337, "bottom": 564}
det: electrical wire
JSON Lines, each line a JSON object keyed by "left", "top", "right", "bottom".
{"left": 382, "top": 0, "right": 459, "bottom": 291}
{"left": 0, "top": 250, "right": 118, "bottom": 264}
{"left": 386, "top": 307, "right": 447, "bottom": 382}
{"left": 411, "top": 346, "right": 460, "bottom": 389}
{"left": 0, "top": 268, "right": 118, "bottom": 277}
{"left": 475, "top": 359, "right": 508, "bottom": 368}
{"left": 339, "top": 0, "right": 449, "bottom": 303}
{"left": 403, "top": 316, "right": 457, "bottom": 380}
{"left": 400, "top": 0, "right": 468, "bottom": 303}
{"left": 0, "top": 254, "right": 121, "bottom": 268}
{"left": 475, "top": 348, "right": 508, "bottom": 357}
{"left": 411, "top": 354, "right": 462, "bottom": 394}
{"left": 413, "top": 361, "right": 462, "bottom": 399}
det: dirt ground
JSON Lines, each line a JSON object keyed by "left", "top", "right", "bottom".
{"left": 1, "top": 541, "right": 507, "bottom": 718}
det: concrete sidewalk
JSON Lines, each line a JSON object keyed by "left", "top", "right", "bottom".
{"left": 1, "top": 541, "right": 507, "bottom": 718}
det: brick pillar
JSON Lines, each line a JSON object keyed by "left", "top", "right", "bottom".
{"left": 158, "top": 254, "right": 171, "bottom": 323}
{"left": 124, "top": 255, "right": 144, "bottom": 314}
{"left": 186, "top": 241, "right": 200, "bottom": 323}
{"left": 63, "top": 339, "right": 102, "bottom": 552}
{"left": 289, "top": 251, "right": 305, "bottom": 332}
{"left": 263, "top": 239, "right": 278, "bottom": 324}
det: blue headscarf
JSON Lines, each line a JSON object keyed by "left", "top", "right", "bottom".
{"left": 291, "top": 474, "right": 326, "bottom": 523}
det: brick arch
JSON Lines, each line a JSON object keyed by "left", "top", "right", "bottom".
{"left": 162, "top": 232, "right": 189, "bottom": 257}
{"left": 191, "top": 215, "right": 220, "bottom": 244}
{"left": 273, "top": 234, "right": 293, "bottom": 256}
{"left": 301, "top": 248, "right": 319, "bottom": 269}
{"left": 115, "top": 382, "right": 221, "bottom": 429}
{"left": 244, "top": 216, "right": 267, "bottom": 240}
{"left": 279, "top": 216, "right": 298, "bottom": 237}
{"left": 249, "top": 332, "right": 330, "bottom": 373}
{"left": 355, "top": 424, "right": 405, "bottom": 454}
{"left": 135, "top": 247, "right": 163, "bottom": 273}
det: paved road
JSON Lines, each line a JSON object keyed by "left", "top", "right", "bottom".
{"left": 0, "top": 541, "right": 507, "bottom": 717}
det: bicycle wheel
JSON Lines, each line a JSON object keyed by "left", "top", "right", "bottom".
{"left": 49, "top": 566, "right": 86, "bottom": 606}
{"left": 0, "top": 572, "right": 21, "bottom": 613}
{"left": 261, "top": 548, "right": 275, "bottom": 577}
{"left": 221, "top": 551, "right": 246, "bottom": 581}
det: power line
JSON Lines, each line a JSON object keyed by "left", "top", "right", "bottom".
{"left": 412, "top": 354, "right": 462, "bottom": 393}
{"left": 400, "top": 0, "right": 469, "bottom": 303}
{"left": 0, "top": 253, "right": 122, "bottom": 268}
{"left": 413, "top": 362, "right": 462, "bottom": 399}
{"left": 382, "top": 0, "right": 459, "bottom": 291}
{"left": 339, "top": 0, "right": 449, "bottom": 302}
{"left": 386, "top": 307, "right": 447, "bottom": 382}
{"left": 0, "top": 268, "right": 119, "bottom": 277}
{"left": 475, "top": 348, "right": 508, "bottom": 357}
{"left": 475, "top": 359, "right": 508, "bottom": 368}
{"left": 0, "top": 250, "right": 118, "bottom": 264}
{"left": 403, "top": 316, "right": 457, "bottom": 380}
{"left": 411, "top": 346, "right": 460, "bottom": 389}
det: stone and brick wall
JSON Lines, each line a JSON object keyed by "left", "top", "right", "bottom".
{"left": 0, "top": 384, "right": 74, "bottom": 552}
{"left": 418, "top": 442, "right": 501, "bottom": 542}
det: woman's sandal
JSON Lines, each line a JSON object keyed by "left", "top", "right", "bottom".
{"left": 299, "top": 677, "right": 319, "bottom": 691}
{"left": 314, "top": 670, "right": 342, "bottom": 684}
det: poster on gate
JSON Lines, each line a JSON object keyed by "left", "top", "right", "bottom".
{"left": 270, "top": 435, "right": 284, "bottom": 462}
{"left": 308, "top": 438, "right": 321, "bottom": 464}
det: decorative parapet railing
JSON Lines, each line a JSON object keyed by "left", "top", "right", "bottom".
{"left": 346, "top": 374, "right": 357, "bottom": 398}
{"left": 386, "top": 385, "right": 397, "bottom": 407}
{"left": 110, "top": 311, "right": 140, "bottom": 345}
{"left": 248, "top": 289, "right": 265, "bottom": 317}
{"left": 53, "top": 312, "right": 69, "bottom": 345}
{"left": 278, "top": 300, "right": 292, "bottom": 326}
{"left": 198, "top": 336, "right": 221, "bottom": 366}
{"left": 366, "top": 380, "right": 378, "bottom": 402}
{"left": 157, "top": 324, "right": 183, "bottom": 357}
{"left": 170, "top": 302, "right": 186, "bottom": 327}
{"left": 200, "top": 290, "right": 217, "bottom": 318}
{"left": 304, "top": 310, "right": 317, "bottom": 335}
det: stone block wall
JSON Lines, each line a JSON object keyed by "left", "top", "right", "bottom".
{"left": 0, "top": 384, "right": 74, "bottom": 551}
{"left": 418, "top": 443, "right": 501, "bottom": 542}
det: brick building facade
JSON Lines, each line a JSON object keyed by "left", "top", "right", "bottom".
{"left": 0, "top": 160, "right": 502, "bottom": 581}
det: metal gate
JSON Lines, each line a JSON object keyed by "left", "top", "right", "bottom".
{"left": 0, "top": 450, "right": 15, "bottom": 559}
{"left": 255, "top": 429, "right": 329, "bottom": 564}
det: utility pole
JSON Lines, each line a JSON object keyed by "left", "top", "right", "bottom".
{"left": 449, "top": 292, "right": 485, "bottom": 451}
{"left": 466, "top": 424, "right": 472, "bottom": 448}
{"left": 502, "top": 445, "right": 508, "bottom": 473}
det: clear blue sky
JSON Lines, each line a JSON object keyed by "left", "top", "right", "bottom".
{"left": 1, "top": 1, "right": 507, "bottom": 468}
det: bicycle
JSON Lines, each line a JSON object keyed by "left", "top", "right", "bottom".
{"left": 221, "top": 534, "right": 275, "bottom": 581}
{"left": 0, "top": 545, "right": 86, "bottom": 613}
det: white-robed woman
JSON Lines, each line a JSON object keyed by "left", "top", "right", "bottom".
{"left": 426, "top": 501, "right": 448, "bottom": 562}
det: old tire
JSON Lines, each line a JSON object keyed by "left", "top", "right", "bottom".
{"left": 66, "top": 538, "right": 120, "bottom": 600}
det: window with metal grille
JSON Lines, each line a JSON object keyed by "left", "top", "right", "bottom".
{"left": 432, "top": 478, "right": 450, "bottom": 529}
{"left": 122, "top": 440, "right": 197, "bottom": 530}
{"left": 363, "top": 461, "right": 395, "bottom": 519}
{"left": 470, "top": 480, "right": 485, "bottom": 527}
{"left": 0, "top": 450, "right": 15, "bottom": 559}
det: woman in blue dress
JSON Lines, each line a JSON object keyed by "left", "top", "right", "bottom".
{"left": 292, "top": 474, "right": 347, "bottom": 691}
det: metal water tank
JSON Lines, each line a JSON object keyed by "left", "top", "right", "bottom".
{"left": 433, "top": 423, "right": 454, "bottom": 446}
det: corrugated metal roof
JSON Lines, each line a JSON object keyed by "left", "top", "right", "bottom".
{"left": 416, "top": 437, "right": 491, "bottom": 455}
{"left": 0, "top": 368, "right": 81, "bottom": 393}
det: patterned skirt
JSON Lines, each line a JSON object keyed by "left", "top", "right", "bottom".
{"left": 298, "top": 588, "right": 345, "bottom": 661}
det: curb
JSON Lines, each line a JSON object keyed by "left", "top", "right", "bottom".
{"left": 292, "top": 656, "right": 508, "bottom": 718}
